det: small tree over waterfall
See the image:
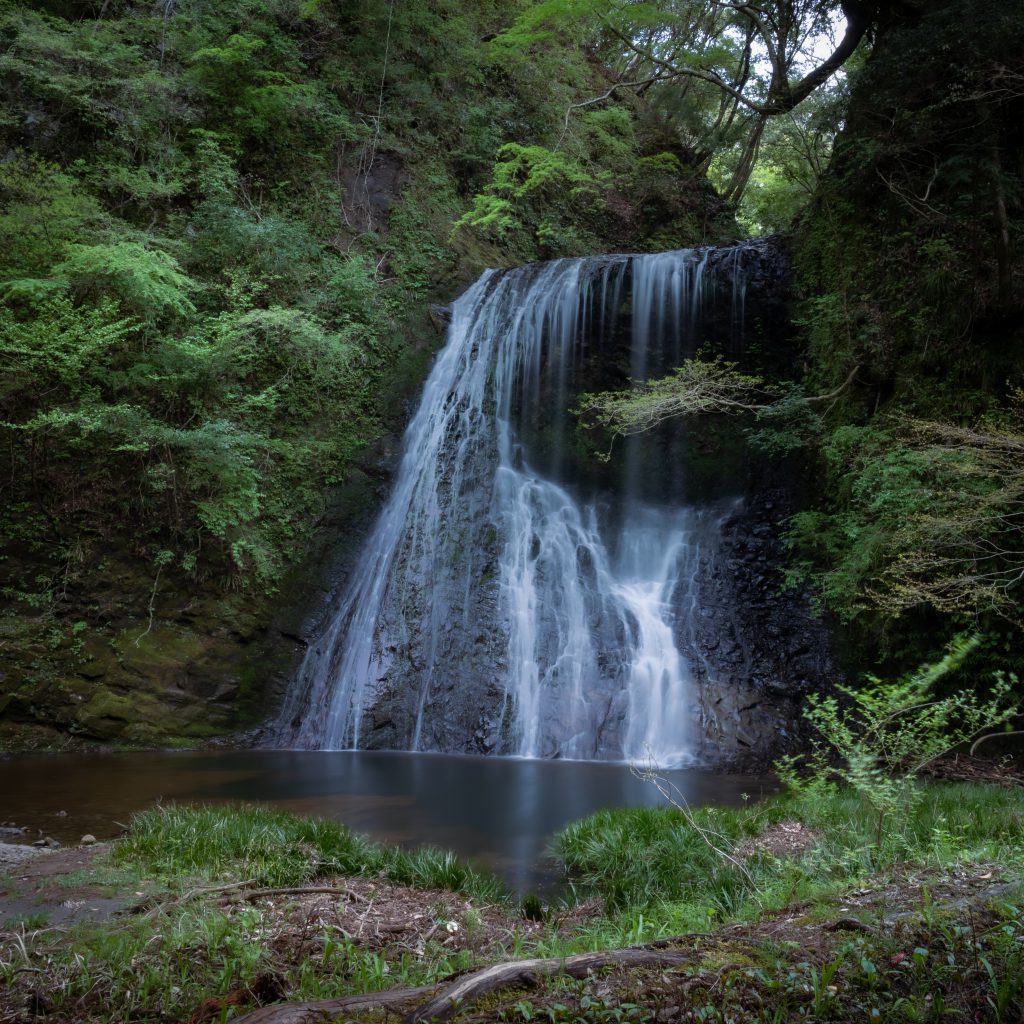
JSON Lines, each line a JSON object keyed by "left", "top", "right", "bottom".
{"left": 579, "top": 358, "right": 1024, "bottom": 626}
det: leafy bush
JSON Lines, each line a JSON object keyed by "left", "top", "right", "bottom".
{"left": 778, "top": 635, "right": 1018, "bottom": 835}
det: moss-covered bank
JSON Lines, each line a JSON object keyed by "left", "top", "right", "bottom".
{"left": 786, "top": 0, "right": 1024, "bottom": 670}
{"left": 0, "top": 1, "right": 736, "bottom": 748}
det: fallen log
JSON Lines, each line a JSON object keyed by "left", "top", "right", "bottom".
{"left": 231, "top": 943, "right": 697, "bottom": 1024}
{"left": 228, "top": 984, "right": 438, "bottom": 1024}
{"left": 402, "top": 947, "right": 692, "bottom": 1023}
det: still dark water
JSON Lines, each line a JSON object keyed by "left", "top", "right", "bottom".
{"left": 0, "top": 751, "right": 773, "bottom": 892}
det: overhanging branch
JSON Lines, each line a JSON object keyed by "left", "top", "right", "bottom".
{"left": 595, "top": 1, "right": 876, "bottom": 118}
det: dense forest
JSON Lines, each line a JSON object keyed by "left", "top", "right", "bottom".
{"left": 0, "top": 0, "right": 1022, "bottom": 751}
{"left": 2, "top": 3, "right": 1024, "bottom": 1023}
{"left": 0, "top": 0, "right": 737, "bottom": 744}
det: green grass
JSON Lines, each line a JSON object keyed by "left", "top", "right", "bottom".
{"left": 551, "top": 781, "right": 1024, "bottom": 944}
{"left": 2, "top": 790, "right": 1023, "bottom": 1023}
{"left": 497, "top": 907, "right": 1024, "bottom": 1024}
{"left": 37, "top": 908, "right": 469, "bottom": 1018}
{"left": 4, "top": 912, "right": 49, "bottom": 930}
{"left": 513, "top": 782, "right": 1024, "bottom": 1022}
{"left": 114, "top": 802, "right": 507, "bottom": 902}
{"left": 0, "top": 804, "right": 505, "bottom": 1022}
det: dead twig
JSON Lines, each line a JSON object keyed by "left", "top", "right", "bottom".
{"left": 235, "top": 886, "right": 366, "bottom": 904}
{"left": 969, "top": 730, "right": 1024, "bottom": 757}
{"left": 141, "top": 878, "right": 258, "bottom": 919}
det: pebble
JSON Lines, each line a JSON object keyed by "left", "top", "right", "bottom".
{"left": 80, "top": 834, "right": 97, "bottom": 846}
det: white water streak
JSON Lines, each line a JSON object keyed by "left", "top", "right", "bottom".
{"left": 279, "top": 247, "right": 750, "bottom": 765}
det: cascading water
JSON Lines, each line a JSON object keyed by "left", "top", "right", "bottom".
{"left": 278, "top": 243, "right": 767, "bottom": 765}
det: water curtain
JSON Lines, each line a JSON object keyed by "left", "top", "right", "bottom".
{"left": 279, "top": 246, "right": 755, "bottom": 764}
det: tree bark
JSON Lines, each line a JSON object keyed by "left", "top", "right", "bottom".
{"left": 724, "top": 114, "right": 766, "bottom": 204}
{"left": 989, "top": 138, "right": 1013, "bottom": 307}
{"left": 403, "top": 947, "right": 693, "bottom": 1023}
{"left": 229, "top": 985, "right": 439, "bottom": 1024}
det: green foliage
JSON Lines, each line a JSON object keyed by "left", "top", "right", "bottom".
{"left": 500, "top": 984, "right": 653, "bottom": 1024}
{"left": 576, "top": 358, "right": 771, "bottom": 457}
{"left": 787, "top": 0, "right": 1024, "bottom": 644}
{"left": 456, "top": 102, "right": 731, "bottom": 259}
{"left": 783, "top": 416, "right": 1024, "bottom": 624}
{"left": 784, "top": 423, "right": 969, "bottom": 617}
{"left": 0, "top": 3, "right": 407, "bottom": 589}
{"left": 57, "top": 242, "right": 197, "bottom": 321}
{"left": 0, "top": 155, "right": 102, "bottom": 276}
{"left": 715, "top": 80, "right": 848, "bottom": 236}
{"left": 779, "top": 635, "right": 1018, "bottom": 829}
{"left": 1, "top": 0, "right": 727, "bottom": 615}
{"left": 0, "top": 257, "right": 380, "bottom": 580}
{"left": 555, "top": 780, "right": 1024, "bottom": 919}
{"left": 0, "top": 295, "right": 135, "bottom": 402}
{"left": 454, "top": 142, "right": 611, "bottom": 256}
{"left": 745, "top": 388, "right": 824, "bottom": 455}
{"left": 115, "top": 803, "right": 505, "bottom": 901}
{"left": 488, "top": 0, "right": 604, "bottom": 55}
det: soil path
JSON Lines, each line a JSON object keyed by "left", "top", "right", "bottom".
{"left": 0, "top": 843, "right": 126, "bottom": 926}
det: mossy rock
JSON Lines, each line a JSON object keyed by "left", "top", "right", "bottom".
{"left": 114, "top": 626, "right": 206, "bottom": 679}
{"left": 77, "top": 689, "right": 139, "bottom": 737}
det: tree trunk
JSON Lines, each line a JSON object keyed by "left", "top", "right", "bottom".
{"left": 989, "top": 138, "right": 1013, "bottom": 307}
{"left": 724, "top": 115, "right": 766, "bottom": 205}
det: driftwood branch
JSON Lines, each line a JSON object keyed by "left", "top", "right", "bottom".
{"left": 235, "top": 886, "right": 366, "bottom": 904}
{"left": 970, "top": 730, "right": 1024, "bottom": 756}
{"left": 142, "top": 878, "right": 258, "bottom": 919}
{"left": 142, "top": 882, "right": 364, "bottom": 920}
{"left": 230, "top": 984, "right": 439, "bottom": 1024}
{"left": 232, "top": 942, "right": 706, "bottom": 1024}
{"left": 403, "top": 947, "right": 692, "bottom": 1023}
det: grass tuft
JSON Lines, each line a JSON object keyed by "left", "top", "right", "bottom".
{"left": 113, "top": 803, "right": 507, "bottom": 902}
{"left": 553, "top": 781, "right": 1024, "bottom": 933}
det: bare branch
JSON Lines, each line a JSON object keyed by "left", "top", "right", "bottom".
{"left": 805, "top": 363, "right": 861, "bottom": 405}
{"left": 561, "top": 74, "right": 665, "bottom": 133}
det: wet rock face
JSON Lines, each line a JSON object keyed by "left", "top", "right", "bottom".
{"left": 354, "top": 493, "right": 510, "bottom": 754}
{"left": 339, "top": 152, "right": 409, "bottom": 233}
{"left": 688, "top": 491, "right": 839, "bottom": 770}
{"left": 0, "top": 613, "right": 279, "bottom": 751}
{"left": 276, "top": 239, "right": 839, "bottom": 766}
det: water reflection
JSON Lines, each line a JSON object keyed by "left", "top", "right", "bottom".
{"left": 0, "top": 751, "right": 773, "bottom": 892}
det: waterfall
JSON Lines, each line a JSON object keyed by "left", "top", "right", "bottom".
{"left": 277, "top": 244, "right": 765, "bottom": 765}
